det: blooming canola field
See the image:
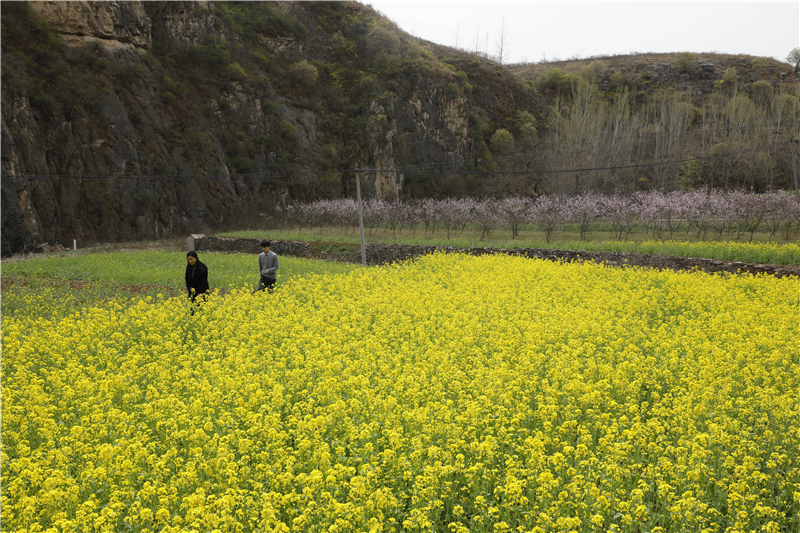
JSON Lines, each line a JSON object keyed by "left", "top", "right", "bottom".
{"left": 2, "top": 253, "right": 800, "bottom": 532}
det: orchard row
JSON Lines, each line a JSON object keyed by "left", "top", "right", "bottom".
{"left": 274, "top": 190, "right": 800, "bottom": 242}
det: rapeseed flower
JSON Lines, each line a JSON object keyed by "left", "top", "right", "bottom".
{"left": 2, "top": 253, "right": 799, "bottom": 532}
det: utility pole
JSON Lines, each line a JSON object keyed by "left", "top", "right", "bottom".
{"left": 792, "top": 139, "right": 799, "bottom": 194}
{"left": 355, "top": 164, "right": 367, "bottom": 266}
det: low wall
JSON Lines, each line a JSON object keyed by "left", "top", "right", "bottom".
{"left": 202, "top": 236, "right": 311, "bottom": 257}
{"left": 202, "top": 236, "right": 800, "bottom": 278}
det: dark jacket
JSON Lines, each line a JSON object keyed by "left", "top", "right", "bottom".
{"left": 185, "top": 260, "right": 210, "bottom": 296}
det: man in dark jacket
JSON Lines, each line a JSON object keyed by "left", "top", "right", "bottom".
{"left": 185, "top": 251, "right": 210, "bottom": 304}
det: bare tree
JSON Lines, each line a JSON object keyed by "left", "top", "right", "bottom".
{"left": 495, "top": 17, "right": 508, "bottom": 65}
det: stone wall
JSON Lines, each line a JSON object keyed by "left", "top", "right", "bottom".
{"left": 202, "top": 236, "right": 800, "bottom": 278}
{"left": 202, "top": 236, "right": 310, "bottom": 257}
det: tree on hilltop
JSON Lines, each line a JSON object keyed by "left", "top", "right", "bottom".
{"left": 787, "top": 47, "right": 800, "bottom": 72}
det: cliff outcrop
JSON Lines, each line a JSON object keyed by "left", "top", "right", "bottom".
{"left": 1, "top": 1, "right": 539, "bottom": 255}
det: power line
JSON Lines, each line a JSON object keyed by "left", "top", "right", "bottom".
{"left": 2, "top": 137, "right": 794, "bottom": 182}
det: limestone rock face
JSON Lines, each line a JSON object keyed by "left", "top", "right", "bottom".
{"left": 30, "top": 1, "right": 151, "bottom": 48}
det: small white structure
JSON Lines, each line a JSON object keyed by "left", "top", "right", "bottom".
{"left": 187, "top": 234, "right": 205, "bottom": 252}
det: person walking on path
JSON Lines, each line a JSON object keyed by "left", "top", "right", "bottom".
{"left": 185, "top": 251, "right": 210, "bottom": 307}
{"left": 257, "top": 240, "right": 279, "bottom": 292}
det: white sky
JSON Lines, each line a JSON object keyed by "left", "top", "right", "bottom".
{"left": 366, "top": 1, "right": 800, "bottom": 65}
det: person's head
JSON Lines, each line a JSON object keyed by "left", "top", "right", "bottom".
{"left": 187, "top": 250, "right": 198, "bottom": 265}
{"left": 261, "top": 239, "right": 271, "bottom": 252}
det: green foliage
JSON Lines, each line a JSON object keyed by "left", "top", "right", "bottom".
{"left": 214, "top": 1, "right": 307, "bottom": 44}
{"left": 516, "top": 111, "right": 537, "bottom": 142}
{"left": 678, "top": 156, "right": 702, "bottom": 189}
{"left": 417, "top": 47, "right": 436, "bottom": 62}
{"left": 2, "top": 251, "right": 358, "bottom": 294}
{"left": 280, "top": 120, "right": 299, "bottom": 138}
{"left": 315, "top": 171, "right": 343, "bottom": 199}
{"left": 787, "top": 47, "right": 800, "bottom": 72}
{"left": 332, "top": 31, "right": 358, "bottom": 62}
{"left": 519, "top": 122, "right": 537, "bottom": 142}
{"left": 162, "top": 75, "right": 183, "bottom": 94}
{"left": 253, "top": 51, "right": 272, "bottom": 71}
{"left": 672, "top": 52, "right": 696, "bottom": 74}
{"left": 227, "top": 155, "right": 258, "bottom": 175}
{"left": 750, "top": 57, "right": 768, "bottom": 78}
{"left": 774, "top": 93, "right": 798, "bottom": 115}
{"left": 226, "top": 62, "right": 247, "bottom": 81}
{"left": 115, "top": 63, "right": 147, "bottom": 87}
{"left": 288, "top": 60, "right": 319, "bottom": 89}
{"left": 542, "top": 67, "right": 564, "bottom": 89}
{"left": 218, "top": 97, "right": 233, "bottom": 112}
{"left": 152, "top": 156, "right": 175, "bottom": 176}
{"left": 0, "top": 2, "right": 104, "bottom": 116}
{"left": 141, "top": 53, "right": 159, "bottom": 68}
{"left": 490, "top": 128, "right": 514, "bottom": 155}
{"left": 365, "top": 25, "right": 401, "bottom": 65}
{"left": 469, "top": 108, "right": 490, "bottom": 136}
{"left": 218, "top": 126, "right": 257, "bottom": 173}
{"left": 477, "top": 140, "right": 492, "bottom": 161}
{"left": 257, "top": 75, "right": 271, "bottom": 90}
{"left": 446, "top": 83, "right": 461, "bottom": 99}
{"left": 722, "top": 67, "right": 737, "bottom": 84}
{"left": 750, "top": 80, "right": 773, "bottom": 106}
{"left": 262, "top": 99, "right": 280, "bottom": 114}
{"left": 454, "top": 70, "right": 473, "bottom": 93}
{"left": 186, "top": 128, "right": 214, "bottom": 156}
{"left": 610, "top": 69, "right": 627, "bottom": 88}
{"left": 80, "top": 43, "right": 110, "bottom": 72}
{"left": 30, "top": 87, "right": 58, "bottom": 114}
{"left": 185, "top": 35, "right": 230, "bottom": 68}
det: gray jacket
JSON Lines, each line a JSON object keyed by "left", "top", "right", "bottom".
{"left": 259, "top": 250, "right": 279, "bottom": 279}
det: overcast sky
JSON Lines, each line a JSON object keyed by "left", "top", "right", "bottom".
{"left": 366, "top": 1, "right": 800, "bottom": 65}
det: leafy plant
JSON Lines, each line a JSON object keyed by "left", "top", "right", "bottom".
{"left": 672, "top": 52, "right": 696, "bottom": 73}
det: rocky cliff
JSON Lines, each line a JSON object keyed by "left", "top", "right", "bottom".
{"left": 1, "top": 1, "right": 539, "bottom": 255}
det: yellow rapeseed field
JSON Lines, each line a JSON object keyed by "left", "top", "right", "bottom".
{"left": 2, "top": 253, "right": 799, "bottom": 532}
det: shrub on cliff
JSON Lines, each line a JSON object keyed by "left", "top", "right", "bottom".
{"left": 722, "top": 67, "right": 737, "bottom": 84}
{"left": 226, "top": 62, "right": 247, "bottom": 81}
{"left": 288, "top": 60, "right": 319, "bottom": 89}
{"left": 365, "top": 25, "right": 401, "bottom": 66}
{"left": 672, "top": 52, "right": 696, "bottom": 73}
{"left": 185, "top": 35, "right": 230, "bottom": 68}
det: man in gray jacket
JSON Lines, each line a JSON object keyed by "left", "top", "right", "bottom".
{"left": 257, "top": 239, "right": 279, "bottom": 292}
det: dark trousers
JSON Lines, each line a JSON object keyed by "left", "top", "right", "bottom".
{"left": 258, "top": 276, "right": 276, "bottom": 292}
{"left": 188, "top": 290, "right": 207, "bottom": 314}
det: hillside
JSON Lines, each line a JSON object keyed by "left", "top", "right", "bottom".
{"left": 501, "top": 51, "right": 800, "bottom": 196}
{"left": 510, "top": 51, "right": 796, "bottom": 104}
{"left": 1, "top": 1, "right": 540, "bottom": 255}
{"left": 2, "top": 2, "right": 799, "bottom": 257}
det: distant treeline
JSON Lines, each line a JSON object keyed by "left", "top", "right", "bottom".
{"left": 472, "top": 77, "right": 800, "bottom": 197}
